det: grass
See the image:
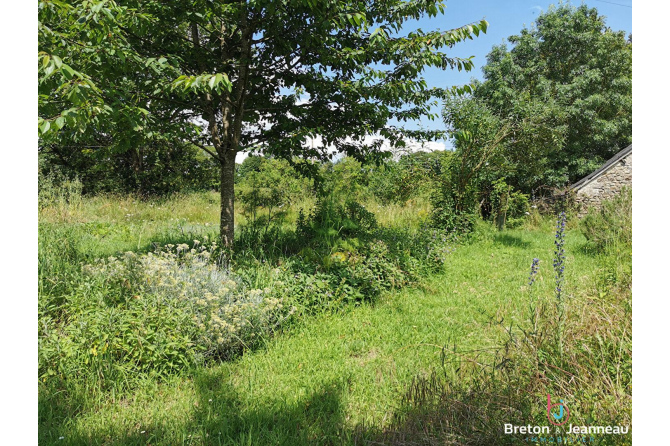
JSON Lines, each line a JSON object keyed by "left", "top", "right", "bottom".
{"left": 39, "top": 210, "right": 618, "bottom": 445}
{"left": 38, "top": 184, "right": 631, "bottom": 445}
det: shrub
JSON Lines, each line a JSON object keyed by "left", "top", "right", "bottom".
{"left": 429, "top": 188, "right": 478, "bottom": 234}
{"left": 237, "top": 156, "right": 312, "bottom": 237}
{"left": 86, "top": 244, "right": 291, "bottom": 358}
{"left": 367, "top": 151, "right": 448, "bottom": 204}
{"left": 490, "top": 178, "right": 531, "bottom": 229}
{"left": 331, "top": 239, "right": 406, "bottom": 299}
{"left": 275, "top": 270, "right": 363, "bottom": 315}
{"left": 39, "top": 140, "right": 219, "bottom": 196}
{"left": 298, "top": 197, "right": 378, "bottom": 244}
{"left": 39, "top": 242, "right": 293, "bottom": 390}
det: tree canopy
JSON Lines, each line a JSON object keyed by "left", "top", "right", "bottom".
{"left": 444, "top": 4, "right": 632, "bottom": 194}
{"left": 39, "top": 0, "right": 488, "bottom": 246}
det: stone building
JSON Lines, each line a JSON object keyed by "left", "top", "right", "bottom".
{"left": 571, "top": 144, "right": 632, "bottom": 216}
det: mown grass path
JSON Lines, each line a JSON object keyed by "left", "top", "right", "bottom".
{"left": 46, "top": 228, "right": 597, "bottom": 445}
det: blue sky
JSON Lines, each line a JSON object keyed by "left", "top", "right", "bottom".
{"left": 396, "top": 0, "right": 633, "bottom": 150}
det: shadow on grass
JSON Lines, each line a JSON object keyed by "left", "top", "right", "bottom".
{"left": 39, "top": 368, "right": 351, "bottom": 446}
{"left": 37, "top": 363, "right": 538, "bottom": 446}
{"left": 492, "top": 234, "right": 531, "bottom": 249}
{"left": 37, "top": 364, "right": 631, "bottom": 446}
{"left": 353, "top": 369, "right": 534, "bottom": 446}
{"left": 187, "top": 369, "right": 352, "bottom": 446}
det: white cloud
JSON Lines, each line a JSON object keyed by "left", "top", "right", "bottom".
{"left": 235, "top": 151, "right": 250, "bottom": 164}
{"left": 301, "top": 133, "right": 447, "bottom": 161}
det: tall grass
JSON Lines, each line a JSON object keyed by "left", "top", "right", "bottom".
{"left": 365, "top": 197, "right": 632, "bottom": 445}
{"left": 38, "top": 180, "right": 448, "bottom": 439}
{"left": 38, "top": 180, "right": 631, "bottom": 445}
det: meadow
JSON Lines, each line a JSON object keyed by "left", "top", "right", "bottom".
{"left": 38, "top": 176, "right": 631, "bottom": 445}
{"left": 37, "top": 3, "right": 632, "bottom": 444}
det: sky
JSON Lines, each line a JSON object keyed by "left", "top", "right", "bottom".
{"left": 387, "top": 0, "right": 633, "bottom": 151}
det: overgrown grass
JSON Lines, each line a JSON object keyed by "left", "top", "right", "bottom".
{"left": 38, "top": 185, "right": 631, "bottom": 445}
{"left": 364, "top": 196, "right": 632, "bottom": 446}
{"left": 38, "top": 183, "right": 447, "bottom": 441}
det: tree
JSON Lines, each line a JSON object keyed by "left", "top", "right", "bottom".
{"left": 39, "top": 0, "right": 488, "bottom": 247}
{"left": 467, "top": 4, "right": 632, "bottom": 188}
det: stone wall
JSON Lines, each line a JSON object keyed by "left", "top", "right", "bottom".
{"left": 574, "top": 152, "right": 632, "bottom": 216}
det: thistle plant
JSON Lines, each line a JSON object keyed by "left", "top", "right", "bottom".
{"left": 528, "top": 257, "right": 540, "bottom": 287}
{"left": 553, "top": 211, "right": 567, "bottom": 301}
{"left": 527, "top": 257, "right": 541, "bottom": 336}
{"left": 553, "top": 211, "right": 567, "bottom": 356}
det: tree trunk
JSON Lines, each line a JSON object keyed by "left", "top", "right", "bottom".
{"left": 219, "top": 150, "right": 236, "bottom": 248}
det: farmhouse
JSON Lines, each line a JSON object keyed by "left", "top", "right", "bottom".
{"left": 571, "top": 144, "right": 632, "bottom": 216}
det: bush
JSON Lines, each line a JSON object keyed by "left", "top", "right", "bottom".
{"left": 367, "top": 151, "right": 448, "bottom": 204}
{"left": 297, "top": 197, "right": 378, "bottom": 243}
{"left": 580, "top": 188, "right": 632, "bottom": 252}
{"left": 429, "top": 188, "right": 478, "bottom": 234}
{"left": 39, "top": 140, "right": 219, "bottom": 196}
{"left": 261, "top": 199, "right": 458, "bottom": 312}
{"left": 237, "top": 155, "right": 313, "bottom": 236}
{"left": 39, "top": 242, "right": 293, "bottom": 390}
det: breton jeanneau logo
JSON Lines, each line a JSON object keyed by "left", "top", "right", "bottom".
{"left": 504, "top": 394, "right": 629, "bottom": 438}
{"left": 546, "top": 394, "right": 570, "bottom": 426}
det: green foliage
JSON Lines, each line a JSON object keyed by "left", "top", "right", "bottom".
{"left": 580, "top": 188, "right": 632, "bottom": 253}
{"left": 429, "top": 188, "right": 478, "bottom": 234}
{"left": 39, "top": 232, "right": 292, "bottom": 392}
{"left": 320, "top": 157, "right": 371, "bottom": 202}
{"left": 368, "top": 151, "right": 448, "bottom": 204}
{"left": 435, "top": 3, "right": 631, "bottom": 235}
{"left": 298, "top": 197, "right": 378, "bottom": 244}
{"left": 442, "top": 88, "right": 561, "bottom": 212}
{"left": 38, "top": 1, "right": 151, "bottom": 137}
{"left": 469, "top": 4, "right": 632, "bottom": 187}
{"left": 428, "top": 151, "right": 481, "bottom": 234}
{"left": 237, "top": 156, "right": 313, "bottom": 237}
{"left": 506, "top": 190, "right": 530, "bottom": 228}
{"left": 330, "top": 240, "right": 406, "bottom": 300}
{"left": 433, "top": 97, "right": 520, "bottom": 232}
{"left": 241, "top": 195, "right": 457, "bottom": 312}
{"left": 273, "top": 224, "right": 454, "bottom": 314}
{"left": 38, "top": 172, "right": 83, "bottom": 215}
{"left": 40, "top": 140, "right": 219, "bottom": 195}
{"left": 490, "top": 178, "right": 530, "bottom": 230}
{"left": 276, "top": 271, "right": 363, "bottom": 314}
{"left": 39, "top": 0, "right": 488, "bottom": 245}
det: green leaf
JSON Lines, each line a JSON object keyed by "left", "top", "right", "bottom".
{"left": 43, "top": 64, "right": 55, "bottom": 78}
{"left": 39, "top": 119, "right": 51, "bottom": 134}
{"left": 61, "top": 64, "right": 75, "bottom": 80}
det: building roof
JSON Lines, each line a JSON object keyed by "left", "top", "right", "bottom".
{"left": 571, "top": 144, "right": 632, "bottom": 191}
